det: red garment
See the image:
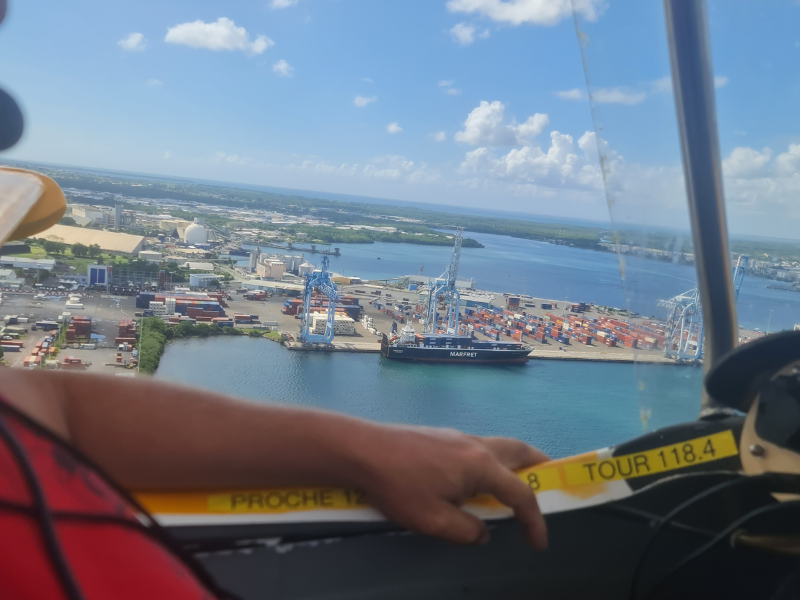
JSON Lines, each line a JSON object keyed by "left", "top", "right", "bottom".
{"left": 0, "top": 396, "right": 230, "bottom": 600}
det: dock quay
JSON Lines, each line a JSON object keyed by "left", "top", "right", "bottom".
{"left": 285, "top": 340, "right": 381, "bottom": 353}
{"left": 526, "top": 349, "right": 686, "bottom": 365}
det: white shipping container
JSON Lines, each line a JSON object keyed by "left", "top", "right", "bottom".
{"left": 64, "top": 303, "right": 84, "bottom": 309}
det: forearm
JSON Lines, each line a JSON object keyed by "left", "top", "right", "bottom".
{"left": 2, "top": 369, "right": 377, "bottom": 490}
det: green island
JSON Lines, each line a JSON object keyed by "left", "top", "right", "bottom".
{"left": 137, "top": 318, "right": 283, "bottom": 375}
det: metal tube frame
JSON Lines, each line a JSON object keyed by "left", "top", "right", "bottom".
{"left": 663, "top": 0, "right": 738, "bottom": 412}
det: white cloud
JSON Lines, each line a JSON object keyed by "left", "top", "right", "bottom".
{"left": 450, "top": 22, "right": 476, "bottom": 45}
{"left": 118, "top": 32, "right": 146, "bottom": 52}
{"left": 555, "top": 88, "right": 585, "bottom": 101}
{"left": 271, "top": 0, "right": 299, "bottom": 7}
{"left": 146, "top": 78, "right": 163, "bottom": 87}
{"left": 163, "top": 151, "right": 172, "bottom": 159}
{"left": 165, "top": 18, "right": 273, "bottom": 56}
{"left": 387, "top": 122, "right": 403, "bottom": 134}
{"left": 361, "top": 77, "right": 373, "bottom": 83}
{"left": 455, "top": 100, "right": 549, "bottom": 146}
{"left": 457, "top": 130, "right": 608, "bottom": 190}
{"left": 438, "top": 80, "right": 462, "bottom": 95}
{"left": 592, "top": 86, "right": 647, "bottom": 105}
{"left": 291, "top": 155, "right": 440, "bottom": 185}
{"left": 714, "top": 75, "right": 729, "bottom": 89}
{"left": 446, "top": 0, "right": 606, "bottom": 27}
{"left": 431, "top": 131, "right": 447, "bottom": 142}
{"left": 650, "top": 76, "right": 672, "bottom": 94}
{"left": 478, "top": 29, "right": 491, "bottom": 39}
{"left": 272, "top": 59, "right": 294, "bottom": 77}
{"left": 354, "top": 95, "right": 377, "bottom": 107}
{"left": 722, "top": 147, "right": 771, "bottom": 178}
{"left": 775, "top": 143, "right": 800, "bottom": 177}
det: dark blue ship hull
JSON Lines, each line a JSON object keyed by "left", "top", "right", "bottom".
{"left": 381, "top": 334, "right": 529, "bottom": 364}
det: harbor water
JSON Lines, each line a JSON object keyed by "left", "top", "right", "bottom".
{"left": 156, "top": 337, "right": 702, "bottom": 458}
{"left": 244, "top": 231, "right": 800, "bottom": 333}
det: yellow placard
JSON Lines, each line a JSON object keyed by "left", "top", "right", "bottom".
{"left": 135, "top": 430, "right": 738, "bottom": 516}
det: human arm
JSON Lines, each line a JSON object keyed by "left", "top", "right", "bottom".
{"left": 0, "top": 368, "right": 548, "bottom": 547}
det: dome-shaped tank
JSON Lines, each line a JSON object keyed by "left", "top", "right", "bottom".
{"left": 183, "top": 219, "right": 208, "bottom": 245}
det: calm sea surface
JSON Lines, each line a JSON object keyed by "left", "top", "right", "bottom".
{"left": 156, "top": 337, "right": 702, "bottom": 458}
{"left": 244, "top": 230, "right": 800, "bottom": 333}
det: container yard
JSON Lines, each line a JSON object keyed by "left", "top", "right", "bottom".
{"left": 1, "top": 274, "right": 765, "bottom": 369}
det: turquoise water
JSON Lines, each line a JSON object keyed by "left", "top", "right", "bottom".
{"left": 155, "top": 337, "right": 702, "bottom": 458}
{"left": 245, "top": 231, "right": 800, "bottom": 332}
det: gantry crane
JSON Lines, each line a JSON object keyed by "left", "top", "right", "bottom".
{"left": 298, "top": 256, "right": 340, "bottom": 345}
{"left": 423, "top": 228, "right": 464, "bottom": 334}
{"left": 658, "top": 255, "right": 748, "bottom": 361}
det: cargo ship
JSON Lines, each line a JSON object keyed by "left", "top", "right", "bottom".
{"left": 381, "top": 324, "right": 530, "bottom": 364}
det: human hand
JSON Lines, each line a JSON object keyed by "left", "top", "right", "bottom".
{"left": 352, "top": 424, "right": 549, "bottom": 548}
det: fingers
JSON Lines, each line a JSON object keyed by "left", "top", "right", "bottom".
{"left": 415, "top": 502, "right": 490, "bottom": 546}
{"left": 476, "top": 460, "right": 548, "bottom": 549}
{"left": 479, "top": 437, "right": 550, "bottom": 470}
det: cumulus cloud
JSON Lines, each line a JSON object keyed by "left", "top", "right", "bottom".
{"left": 118, "top": 32, "right": 146, "bottom": 51}
{"left": 272, "top": 59, "right": 294, "bottom": 77}
{"left": 714, "top": 75, "right": 729, "bottom": 89}
{"left": 271, "top": 0, "right": 299, "bottom": 7}
{"left": 446, "top": 0, "right": 606, "bottom": 27}
{"left": 146, "top": 79, "right": 163, "bottom": 87}
{"left": 354, "top": 95, "right": 377, "bottom": 107}
{"left": 439, "top": 80, "right": 455, "bottom": 87}
{"left": 776, "top": 143, "right": 800, "bottom": 177}
{"left": 387, "top": 122, "right": 403, "bottom": 134}
{"left": 555, "top": 88, "right": 585, "bottom": 101}
{"left": 455, "top": 100, "right": 549, "bottom": 146}
{"left": 165, "top": 17, "right": 273, "bottom": 56}
{"left": 457, "top": 130, "right": 609, "bottom": 191}
{"left": 450, "top": 22, "right": 476, "bottom": 45}
{"left": 722, "top": 147, "right": 771, "bottom": 178}
{"left": 431, "top": 131, "right": 447, "bottom": 142}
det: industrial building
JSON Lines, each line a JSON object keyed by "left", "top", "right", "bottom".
{"left": 0, "top": 269, "right": 24, "bottom": 288}
{"left": 189, "top": 274, "right": 218, "bottom": 288}
{"left": 87, "top": 264, "right": 113, "bottom": 290}
{"left": 183, "top": 219, "right": 209, "bottom": 245}
{"left": 32, "top": 225, "right": 145, "bottom": 255}
{"left": 0, "top": 257, "right": 56, "bottom": 271}
{"left": 138, "top": 250, "right": 163, "bottom": 262}
{"left": 256, "top": 255, "right": 286, "bottom": 280}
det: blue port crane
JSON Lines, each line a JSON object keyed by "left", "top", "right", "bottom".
{"left": 424, "top": 228, "right": 464, "bottom": 334}
{"left": 298, "top": 256, "right": 340, "bottom": 345}
{"left": 658, "top": 255, "right": 748, "bottom": 362}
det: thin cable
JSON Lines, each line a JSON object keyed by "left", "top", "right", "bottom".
{"left": 640, "top": 500, "right": 800, "bottom": 600}
{"left": 0, "top": 415, "right": 85, "bottom": 600}
{"left": 628, "top": 473, "right": 772, "bottom": 600}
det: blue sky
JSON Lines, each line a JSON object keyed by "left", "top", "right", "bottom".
{"left": 1, "top": 0, "right": 800, "bottom": 238}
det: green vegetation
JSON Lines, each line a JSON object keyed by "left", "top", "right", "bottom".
{"left": 137, "top": 317, "right": 284, "bottom": 374}
{"left": 286, "top": 225, "right": 484, "bottom": 247}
